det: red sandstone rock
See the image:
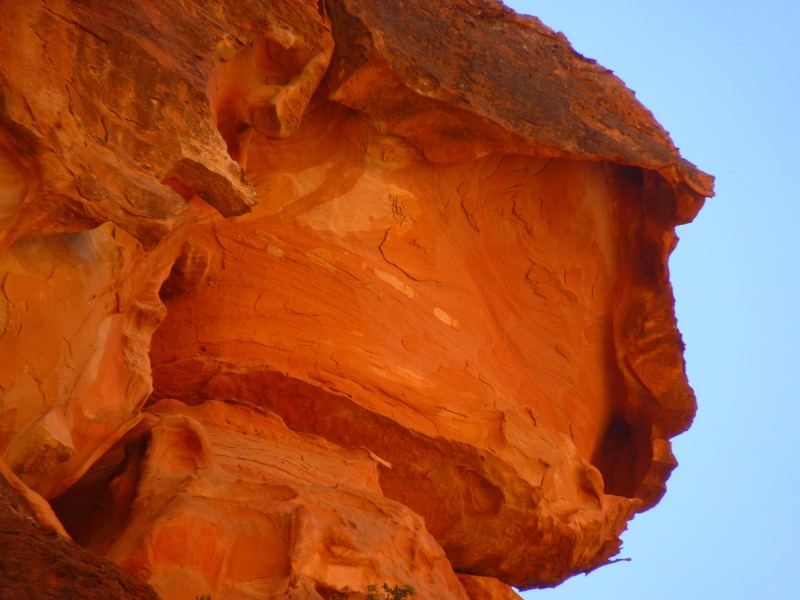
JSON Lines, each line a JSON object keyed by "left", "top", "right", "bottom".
{"left": 57, "top": 399, "right": 471, "bottom": 599}
{"left": 0, "top": 0, "right": 713, "bottom": 597}
{"left": 0, "top": 458, "right": 158, "bottom": 600}
{"left": 457, "top": 574, "right": 524, "bottom": 600}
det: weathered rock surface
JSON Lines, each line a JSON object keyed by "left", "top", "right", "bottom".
{"left": 56, "top": 399, "right": 471, "bottom": 599}
{"left": 0, "top": 458, "right": 159, "bottom": 600}
{"left": 0, "top": 0, "right": 713, "bottom": 597}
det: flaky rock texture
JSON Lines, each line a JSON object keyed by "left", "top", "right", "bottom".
{"left": 0, "top": 0, "right": 713, "bottom": 598}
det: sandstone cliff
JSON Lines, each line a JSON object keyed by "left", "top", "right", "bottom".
{"left": 0, "top": 0, "right": 713, "bottom": 598}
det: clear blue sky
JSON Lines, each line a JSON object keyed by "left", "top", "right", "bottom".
{"left": 502, "top": 2, "right": 800, "bottom": 598}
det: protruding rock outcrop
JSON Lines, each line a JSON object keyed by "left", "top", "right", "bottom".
{"left": 0, "top": 0, "right": 712, "bottom": 598}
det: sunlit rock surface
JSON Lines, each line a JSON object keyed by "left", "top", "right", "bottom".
{"left": 0, "top": 0, "right": 712, "bottom": 598}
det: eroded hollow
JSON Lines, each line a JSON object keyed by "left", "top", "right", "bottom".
{"left": 158, "top": 240, "right": 210, "bottom": 301}
{"left": 591, "top": 416, "right": 653, "bottom": 498}
{"left": 50, "top": 429, "right": 150, "bottom": 551}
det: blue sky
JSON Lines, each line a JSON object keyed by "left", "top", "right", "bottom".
{"left": 502, "top": 2, "right": 800, "bottom": 598}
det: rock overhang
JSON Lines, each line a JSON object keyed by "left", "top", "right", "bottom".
{"left": 0, "top": 0, "right": 713, "bottom": 597}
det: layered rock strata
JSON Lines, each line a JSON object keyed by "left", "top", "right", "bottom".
{"left": 0, "top": 0, "right": 713, "bottom": 598}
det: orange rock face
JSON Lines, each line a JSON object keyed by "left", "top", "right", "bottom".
{"left": 0, "top": 0, "right": 713, "bottom": 598}
{"left": 57, "top": 399, "right": 471, "bottom": 599}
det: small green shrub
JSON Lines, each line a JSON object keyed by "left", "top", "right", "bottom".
{"left": 366, "top": 583, "right": 416, "bottom": 600}
{"left": 319, "top": 582, "right": 419, "bottom": 600}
